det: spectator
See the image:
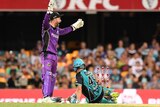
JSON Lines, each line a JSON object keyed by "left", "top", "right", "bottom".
{"left": 150, "top": 39, "right": 159, "bottom": 60}
{"left": 86, "top": 55, "right": 95, "bottom": 66}
{"left": 110, "top": 68, "right": 123, "bottom": 89}
{"left": 79, "top": 41, "right": 91, "bottom": 58}
{"left": 155, "top": 51, "right": 160, "bottom": 71}
{"left": 140, "top": 77, "right": 148, "bottom": 89}
{"left": 156, "top": 71, "right": 160, "bottom": 83}
{"left": 6, "top": 64, "right": 19, "bottom": 78}
{"left": 70, "top": 70, "right": 76, "bottom": 88}
{"left": 105, "top": 43, "right": 113, "bottom": 51}
{"left": 30, "top": 49, "right": 41, "bottom": 65}
{"left": 0, "top": 62, "right": 6, "bottom": 88}
{"left": 95, "top": 56, "right": 106, "bottom": 67}
{"left": 148, "top": 74, "right": 160, "bottom": 89}
{"left": 104, "top": 50, "right": 117, "bottom": 68}
{"left": 138, "top": 69, "right": 150, "bottom": 89}
{"left": 3, "top": 51, "right": 11, "bottom": 64}
{"left": 138, "top": 42, "right": 150, "bottom": 59}
{"left": 36, "top": 40, "right": 42, "bottom": 53}
{"left": 153, "top": 42, "right": 159, "bottom": 60}
{"left": 115, "top": 40, "right": 125, "bottom": 59}
{"left": 144, "top": 51, "right": 156, "bottom": 78}
{"left": 124, "top": 67, "right": 140, "bottom": 88}
{"left": 131, "top": 61, "right": 143, "bottom": 78}
{"left": 28, "top": 72, "right": 42, "bottom": 89}
{"left": 58, "top": 42, "right": 68, "bottom": 58}
{"left": 57, "top": 56, "right": 66, "bottom": 75}
{"left": 18, "top": 48, "right": 29, "bottom": 67}
{"left": 144, "top": 50, "right": 156, "bottom": 63}
{"left": 7, "top": 69, "right": 17, "bottom": 88}
{"left": 18, "top": 65, "right": 32, "bottom": 88}
{"left": 117, "top": 51, "right": 129, "bottom": 70}
{"left": 128, "top": 43, "right": 136, "bottom": 55}
{"left": 61, "top": 66, "right": 71, "bottom": 80}
{"left": 0, "top": 40, "right": 159, "bottom": 89}
{"left": 5, "top": 51, "right": 18, "bottom": 66}
{"left": 86, "top": 64, "right": 94, "bottom": 72}
{"left": 138, "top": 70, "right": 150, "bottom": 82}
{"left": 150, "top": 38, "right": 157, "bottom": 49}
{"left": 60, "top": 75, "right": 71, "bottom": 89}
{"left": 93, "top": 45, "right": 105, "bottom": 58}
{"left": 54, "top": 78, "right": 60, "bottom": 89}
{"left": 31, "top": 59, "right": 42, "bottom": 75}
{"left": 128, "top": 52, "right": 143, "bottom": 67}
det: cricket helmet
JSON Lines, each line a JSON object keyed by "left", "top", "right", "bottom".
{"left": 73, "top": 58, "right": 85, "bottom": 71}
{"left": 50, "top": 12, "right": 63, "bottom": 21}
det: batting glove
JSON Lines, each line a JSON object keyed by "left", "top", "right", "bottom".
{"left": 67, "top": 93, "right": 80, "bottom": 103}
{"left": 71, "top": 19, "right": 84, "bottom": 31}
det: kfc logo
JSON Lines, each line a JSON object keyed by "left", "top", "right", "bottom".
{"left": 142, "top": 0, "right": 159, "bottom": 9}
{"left": 56, "top": 0, "right": 119, "bottom": 10}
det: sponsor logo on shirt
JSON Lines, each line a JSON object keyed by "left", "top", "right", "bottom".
{"left": 51, "top": 33, "right": 59, "bottom": 39}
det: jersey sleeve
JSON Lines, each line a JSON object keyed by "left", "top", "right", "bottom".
{"left": 42, "top": 13, "right": 51, "bottom": 30}
{"left": 58, "top": 27, "right": 73, "bottom": 36}
{"left": 75, "top": 73, "right": 83, "bottom": 86}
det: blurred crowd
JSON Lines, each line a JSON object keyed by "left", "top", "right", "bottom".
{"left": 0, "top": 38, "right": 159, "bottom": 89}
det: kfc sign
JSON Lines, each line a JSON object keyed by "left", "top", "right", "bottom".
{"left": 56, "top": 0, "right": 119, "bottom": 10}
{"left": 0, "top": 0, "right": 160, "bottom": 11}
{"left": 142, "top": 0, "right": 159, "bottom": 10}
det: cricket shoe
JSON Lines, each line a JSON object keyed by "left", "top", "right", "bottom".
{"left": 40, "top": 97, "right": 62, "bottom": 103}
{"left": 110, "top": 92, "right": 119, "bottom": 103}
{"left": 51, "top": 97, "right": 62, "bottom": 102}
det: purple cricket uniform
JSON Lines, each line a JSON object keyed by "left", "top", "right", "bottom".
{"left": 41, "top": 13, "right": 73, "bottom": 97}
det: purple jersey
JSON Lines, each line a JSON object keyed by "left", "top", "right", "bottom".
{"left": 41, "top": 13, "right": 73, "bottom": 55}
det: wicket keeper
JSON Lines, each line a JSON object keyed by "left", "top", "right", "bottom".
{"left": 40, "top": 0, "right": 84, "bottom": 103}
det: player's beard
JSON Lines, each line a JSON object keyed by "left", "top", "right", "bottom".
{"left": 55, "top": 23, "right": 59, "bottom": 27}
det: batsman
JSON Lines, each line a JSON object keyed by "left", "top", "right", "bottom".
{"left": 67, "top": 58, "right": 119, "bottom": 104}
{"left": 40, "top": 0, "right": 84, "bottom": 103}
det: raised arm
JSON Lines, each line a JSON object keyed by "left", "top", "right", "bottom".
{"left": 58, "top": 19, "right": 84, "bottom": 36}
{"left": 58, "top": 27, "right": 73, "bottom": 36}
{"left": 42, "top": 13, "right": 50, "bottom": 30}
{"left": 42, "top": 0, "right": 57, "bottom": 30}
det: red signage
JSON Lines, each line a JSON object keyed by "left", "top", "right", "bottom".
{"left": 0, "top": 89, "right": 160, "bottom": 104}
{"left": 0, "top": 0, "right": 160, "bottom": 11}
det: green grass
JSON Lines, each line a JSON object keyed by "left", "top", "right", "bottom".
{"left": 0, "top": 103, "right": 160, "bottom": 107}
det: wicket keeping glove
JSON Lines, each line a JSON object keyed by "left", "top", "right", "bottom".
{"left": 71, "top": 19, "right": 84, "bottom": 31}
{"left": 47, "top": 0, "right": 58, "bottom": 14}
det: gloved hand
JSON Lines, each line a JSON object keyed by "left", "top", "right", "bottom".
{"left": 67, "top": 94, "right": 80, "bottom": 103}
{"left": 71, "top": 19, "right": 84, "bottom": 31}
{"left": 47, "top": 0, "right": 58, "bottom": 14}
